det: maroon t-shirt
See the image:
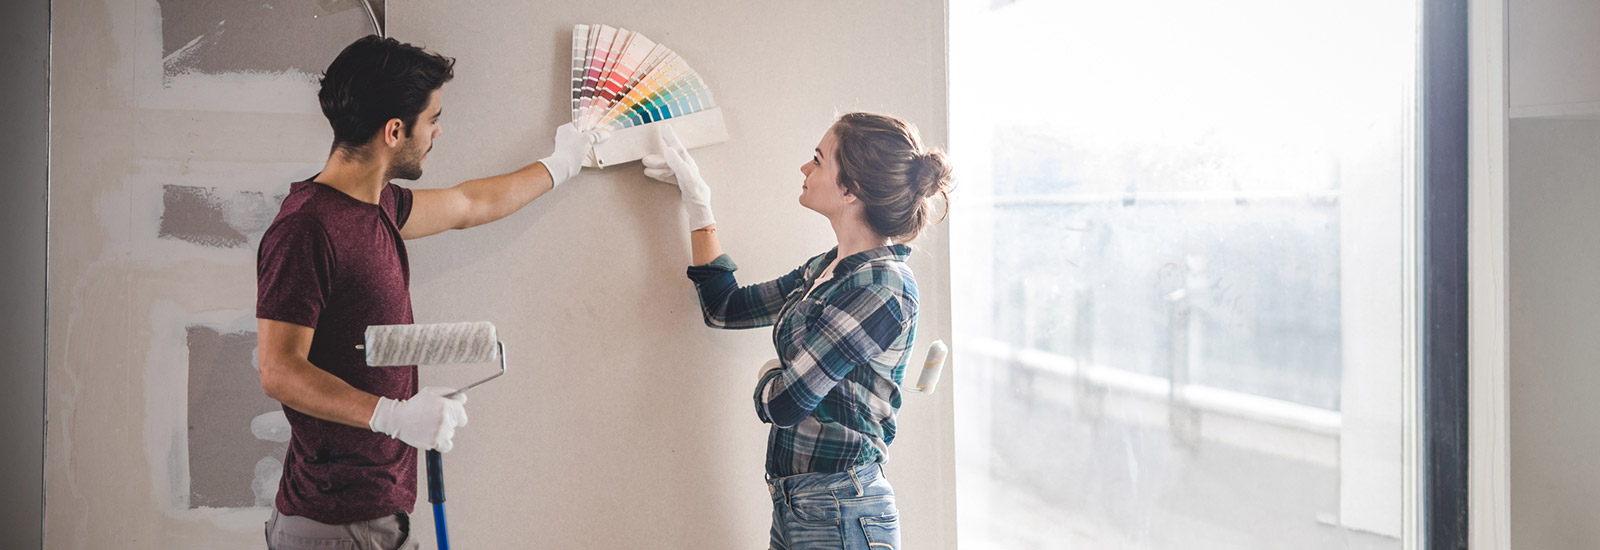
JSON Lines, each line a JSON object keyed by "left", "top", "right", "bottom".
{"left": 256, "top": 180, "right": 417, "bottom": 524}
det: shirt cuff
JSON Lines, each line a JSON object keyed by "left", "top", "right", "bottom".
{"left": 686, "top": 254, "right": 738, "bottom": 283}
{"left": 752, "top": 367, "right": 784, "bottom": 424}
{"left": 255, "top": 309, "right": 319, "bottom": 330}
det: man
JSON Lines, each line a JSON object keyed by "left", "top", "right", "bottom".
{"left": 255, "top": 35, "right": 602, "bottom": 549}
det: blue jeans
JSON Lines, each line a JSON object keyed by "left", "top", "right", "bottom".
{"left": 767, "top": 463, "right": 901, "bottom": 550}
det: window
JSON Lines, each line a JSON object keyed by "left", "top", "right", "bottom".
{"left": 950, "top": 1, "right": 1419, "bottom": 547}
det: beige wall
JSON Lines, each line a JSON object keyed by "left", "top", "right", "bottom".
{"left": 1508, "top": 118, "right": 1600, "bottom": 549}
{"left": 47, "top": 0, "right": 953, "bottom": 548}
{"left": 1507, "top": 0, "right": 1600, "bottom": 546}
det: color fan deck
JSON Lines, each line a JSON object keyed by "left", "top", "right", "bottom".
{"left": 570, "top": 24, "right": 729, "bottom": 168}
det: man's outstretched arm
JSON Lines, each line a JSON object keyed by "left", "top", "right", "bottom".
{"left": 401, "top": 124, "right": 603, "bottom": 240}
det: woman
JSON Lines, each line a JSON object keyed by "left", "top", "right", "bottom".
{"left": 643, "top": 112, "right": 954, "bottom": 550}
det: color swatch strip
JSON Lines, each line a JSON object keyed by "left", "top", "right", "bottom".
{"left": 570, "top": 24, "right": 589, "bottom": 120}
{"left": 569, "top": 24, "right": 718, "bottom": 133}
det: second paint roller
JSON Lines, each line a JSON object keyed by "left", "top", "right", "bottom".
{"left": 361, "top": 321, "right": 507, "bottom": 550}
{"left": 907, "top": 340, "right": 949, "bottom": 394}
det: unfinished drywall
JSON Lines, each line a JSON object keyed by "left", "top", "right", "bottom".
{"left": 1, "top": 0, "right": 49, "bottom": 548}
{"left": 48, "top": 0, "right": 954, "bottom": 548}
{"left": 158, "top": 0, "right": 381, "bottom": 80}
{"left": 185, "top": 322, "right": 289, "bottom": 508}
{"left": 157, "top": 185, "right": 283, "bottom": 249}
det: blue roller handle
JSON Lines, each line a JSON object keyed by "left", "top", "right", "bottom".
{"left": 427, "top": 449, "right": 449, "bottom": 550}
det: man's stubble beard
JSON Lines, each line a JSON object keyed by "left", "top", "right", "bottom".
{"left": 386, "top": 139, "right": 428, "bottom": 181}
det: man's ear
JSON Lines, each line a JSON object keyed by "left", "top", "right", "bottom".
{"left": 382, "top": 118, "right": 405, "bottom": 148}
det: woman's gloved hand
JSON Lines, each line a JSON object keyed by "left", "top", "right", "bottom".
{"left": 641, "top": 126, "right": 715, "bottom": 230}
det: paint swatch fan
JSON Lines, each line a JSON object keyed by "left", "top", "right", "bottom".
{"left": 571, "top": 24, "right": 728, "bottom": 168}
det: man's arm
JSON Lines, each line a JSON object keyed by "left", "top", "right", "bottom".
{"left": 257, "top": 318, "right": 380, "bottom": 428}
{"left": 400, "top": 123, "right": 602, "bottom": 240}
{"left": 400, "top": 162, "right": 556, "bottom": 240}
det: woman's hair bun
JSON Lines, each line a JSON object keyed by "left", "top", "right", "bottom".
{"left": 912, "top": 149, "right": 954, "bottom": 200}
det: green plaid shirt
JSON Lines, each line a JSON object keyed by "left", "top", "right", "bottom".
{"left": 687, "top": 245, "right": 918, "bottom": 476}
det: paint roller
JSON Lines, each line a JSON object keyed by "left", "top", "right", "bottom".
{"left": 360, "top": 321, "right": 506, "bottom": 550}
{"left": 906, "top": 340, "right": 949, "bottom": 394}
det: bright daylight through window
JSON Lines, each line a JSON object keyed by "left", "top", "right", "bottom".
{"left": 950, "top": 0, "right": 1418, "bottom": 548}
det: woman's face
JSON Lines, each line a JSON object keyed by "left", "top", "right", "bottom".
{"left": 798, "top": 126, "right": 852, "bottom": 216}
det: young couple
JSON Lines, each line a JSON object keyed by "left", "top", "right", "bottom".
{"left": 256, "top": 36, "right": 952, "bottom": 550}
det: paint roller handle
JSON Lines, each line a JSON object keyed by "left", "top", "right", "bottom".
{"left": 367, "top": 386, "right": 469, "bottom": 452}
{"left": 426, "top": 449, "right": 446, "bottom": 505}
{"left": 428, "top": 448, "right": 451, "bottom": 550}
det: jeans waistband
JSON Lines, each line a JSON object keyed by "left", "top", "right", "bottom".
{"left": 765, "top": 462, "right": 883, "bottom": 499}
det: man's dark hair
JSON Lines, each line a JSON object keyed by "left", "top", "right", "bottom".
{"left": 319, "top": 35, "right": 455, "bottom": 155}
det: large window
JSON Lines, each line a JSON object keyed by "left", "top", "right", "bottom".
{"left": 950, "top": 1, "right": 1418, "bottom": 547}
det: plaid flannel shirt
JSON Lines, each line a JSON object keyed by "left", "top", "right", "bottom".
{"left": 686, "top": 245, "right": 918, "bottom": 476}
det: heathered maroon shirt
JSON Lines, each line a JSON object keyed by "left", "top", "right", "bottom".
{"left": 256, "top": 179, "right": 417, "bottom": 524}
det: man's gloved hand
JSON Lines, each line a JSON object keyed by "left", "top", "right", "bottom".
{"left": 368, "top": 386, "right": 469, "bottom": 452}
{"left": 539, "top": 123, "right": 608, "bottom": 188}
{"left": 641, "top": 126, "right": 716, "bottom": 230}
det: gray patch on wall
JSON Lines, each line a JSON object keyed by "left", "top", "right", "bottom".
{"left": 186, "top": 326, "right": 288, "bottom": 508}
{"left": 159, "top": 0, "right": 384, "bottom": 80}
{"left": 158, "top": 185, "right": 282, "bottom": 249}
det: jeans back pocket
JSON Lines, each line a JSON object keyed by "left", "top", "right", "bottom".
{"left": 860, "top": 513, "right": 900, "bottom": 550}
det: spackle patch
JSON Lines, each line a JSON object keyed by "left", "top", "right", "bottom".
{"left": 158, "top": 185, "right": 279, "bottom": 249}
{"left": 250, "top": 411, "right": 290, "bottom": 443}
{"left": 185, "top": 325, "right": 287, "bottom": 508}
{"left": 252, "top": 456, "right": 283, "bottom": 508}
{"left": 157, "top": 0, "right": 379, "bottom": 82}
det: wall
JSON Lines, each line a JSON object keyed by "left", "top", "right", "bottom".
{"left": 1, "top": 0, "right": 50, "bottom": 548}
{"left": 1508, "top": 117, "right": 1600, "bottom": 549}
{"left": 46, "top": 0, "right": 953, "bottom": 548}
{"left": 1508, "top": 0, "right": 1600, "bottom": 117}
{"left": 1508, "top": 0, "right": 1600, "bottom": 546}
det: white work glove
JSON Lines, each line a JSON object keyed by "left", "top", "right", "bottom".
{"left": 538, "top": 123, "right": 608, "bottom": 188}
{"left": 368, "top": 386, "right": 469, "bottom": 452}
{"left": 640, "top": 126, "right": 716, "bottom": 230}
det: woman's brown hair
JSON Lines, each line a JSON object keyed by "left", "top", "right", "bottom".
{"left": 830, "top": 112, "right": 954, "bottom": 242}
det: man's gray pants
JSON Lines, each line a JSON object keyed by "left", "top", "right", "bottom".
{"left": 265, "top": 508, "right": 420, "bottom": 550}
